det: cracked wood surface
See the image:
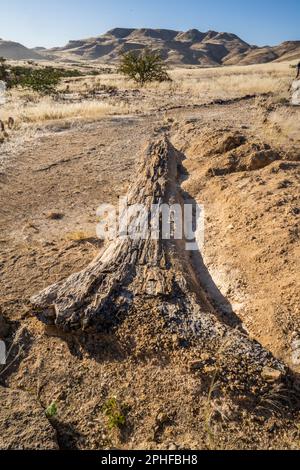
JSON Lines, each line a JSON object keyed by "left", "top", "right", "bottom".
{"left": 31, "top": 136, "right": 287, "bottom": 377}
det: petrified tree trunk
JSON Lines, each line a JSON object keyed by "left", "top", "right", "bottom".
{"left": 31, "top": 136, "right": 208, "bottom": 331}
{"left": 31, "top": 136, "right": 286, "bottom": 379}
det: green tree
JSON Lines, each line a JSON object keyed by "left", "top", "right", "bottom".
{"left": 118, "top": 49, "right": 171, "bottom": 86}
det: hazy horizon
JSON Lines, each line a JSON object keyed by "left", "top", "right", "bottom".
{"left": 0, "top": 0, "right": 299, "bottom": 49}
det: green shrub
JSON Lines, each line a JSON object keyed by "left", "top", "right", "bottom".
{"left": 16, "top": 67, "right": 61, "bottom": 94}
{"left": 0, "top": 63, "right": 61, "bottom": 94}
{"left": 1, "top": 63, "right": 86, "bottom": 95}
{"left": 102, "top": 397, "right": 126, "bottom": 430}
{"left": 0, "top": 60, "right": 105, "bottom": 95}
{"left": 119, "top": 49, "right": 171, "bottom": 86}
{"left": 45, "top": 402, "right": 58, "bottom": 419}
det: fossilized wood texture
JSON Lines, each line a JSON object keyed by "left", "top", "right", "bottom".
{"left": 31, "top": 136, "right": 285, "bottom": 373}
{"left": 31, "top": 137, "right": 202, "bottom": 329}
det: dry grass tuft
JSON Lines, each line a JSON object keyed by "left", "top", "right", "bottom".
{"left": 57, "top": 62, "right": 293, "bottom": 102}
{"left": 65, "top": 230, "right": 94, "bottom": 242}
{"left": 1, "top": 97, "right": 128, "bottom": 124}
{"left": 172, "top": 63, "right": 292, "bottom": 100}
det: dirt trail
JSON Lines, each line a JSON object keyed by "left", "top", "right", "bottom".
{"left": 0, "top": 116, "right": 156, "bottom": 320}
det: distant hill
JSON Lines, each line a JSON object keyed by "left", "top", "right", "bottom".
{"left": 224, "top": 40, "right": 300, "bottom": 65}
{"left": 47, "top": 28, "right": 300, "bottom": 66}
{"left": 0, "top": 39, "right": 44, "bottom": 61}
{"left": 1, "top": 29, "right": 299, "bottom": 65}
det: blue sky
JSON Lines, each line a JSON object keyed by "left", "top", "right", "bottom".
{"left": 0, "top": 0, "right": 299, "bottom": 48}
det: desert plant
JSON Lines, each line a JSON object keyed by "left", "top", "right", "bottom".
{"left": 16, "top": 67, "right": 61, "bottom": 95}
{"left": 102, "top": 397, "right": 126, "bottom": 430}
{"left": 118, "top": 49, "right": 171, "bottom": 86}
{"left": 1, "top": 64, "right": 83, "bottom": 95}
{"left": 45, "top": 401, "right": 58, "bottom": 419}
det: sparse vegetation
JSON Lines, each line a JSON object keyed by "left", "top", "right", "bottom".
{"left": 4, "top": 98, "right": 126, "bottom": 124}
{"left": 45, "top": 402, "right": 58, "bottom": 419}
{"left": 66, "top": 230, "right": 92, "bottom": 242}
{"left": 0, "top": 61, "right": 103, "bottom": 95}
{"left": 0, "top": 60, "right": 61, "bottom": 94}
{"left": 119, "top": 49, "right": 171, "bottom": 86}
{"left": 0, "top": 61, "right": 294, "bottom": 129}
{"left": 15, "top": 67, "right": 62, "bottom": 95}
{"left": 102, "top": 397, "right": 126, "bottom": 430}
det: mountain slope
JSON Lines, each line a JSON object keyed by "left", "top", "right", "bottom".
{"left": 48, "top": 28, "right": 253, "bottom": 65}
{"left": 0, "top": 39, "right": 44, "bottom": 60}
{"left": 224, "top": 40, "right": 300, "bottom": 65}
{"left": 1, "top": 30, "right": 299, "bottom": 66}
{"left": 48, "top": 28, "right": 300, "bottom": 66}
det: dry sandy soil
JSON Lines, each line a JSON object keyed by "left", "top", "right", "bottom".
{"left": 0, "top": 66, "right": 300, "bottom": 450}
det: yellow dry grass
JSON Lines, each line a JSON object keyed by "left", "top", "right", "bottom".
{"left": 88, "top": 61, "right": 292, "bottom": 98}
{"left": 0, "top": 95, "right": 129, "bottom": 124}
{"left": 0, "top": 61, "right": 296, "bottom": 127}
{"left": 171, "top": 62, "right": 292, "bottom": 100}
{"left": 65, "top": 230, "right": 94, "bottom": 242}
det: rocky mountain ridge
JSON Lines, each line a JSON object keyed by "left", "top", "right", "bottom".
{"left": 1, "top": 28, "right": 299, "bottom": 66}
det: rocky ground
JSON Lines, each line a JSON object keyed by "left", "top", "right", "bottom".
{"left": 0, "top": 94, "right": 299, "bottom": 449}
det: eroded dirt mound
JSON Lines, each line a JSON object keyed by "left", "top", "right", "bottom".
{"left": 187, "top": 130, "right": 285, "bottom": 177}
{"left": 175, "top": 124, "right": 300, "bottom": 370}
